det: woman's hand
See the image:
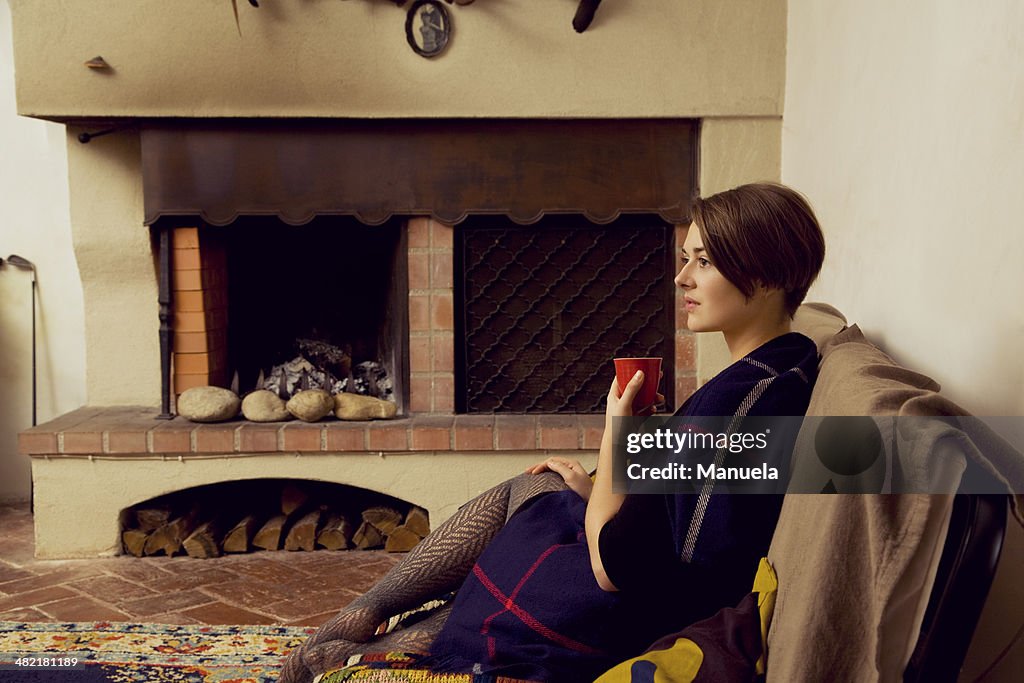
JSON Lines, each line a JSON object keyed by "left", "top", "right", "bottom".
{"left": 606, "top": 370, "right": 666, "bottom": 420}
{"left": 525, "top": 457, "right": 593, "bottom": 501}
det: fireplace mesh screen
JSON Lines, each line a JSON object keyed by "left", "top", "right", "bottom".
{"left": 457, "top": 217, "right": 675, "bottom": 413}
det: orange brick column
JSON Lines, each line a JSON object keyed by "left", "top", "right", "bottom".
{"left": 408, "top": 218, "right": 454, "bottom": 413}
{"left": 172, "top": 227, "right": 229, "bottom": 395}
{"left": 674, "top": 223, "right": 697, "bottom": 403}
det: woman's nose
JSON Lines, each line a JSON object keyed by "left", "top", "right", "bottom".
{"left": 675, "top": 265, "right": 692, "bottom": 289}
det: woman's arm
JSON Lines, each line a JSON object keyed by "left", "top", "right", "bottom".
{"left": 584, "top": 371, "right": 646, "bottom": 591}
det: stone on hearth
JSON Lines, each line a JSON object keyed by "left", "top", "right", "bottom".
{"left": 177, "top": 386, "right": 241, "bottom": 423}
{"left": 241, "top": 390, "right": 292, "bottom": 422}
{"left": 287, "top": 389, "right": 335, "bottom": 422}
{"left": 334, "top": 392, "right": 398, "bottom": 421}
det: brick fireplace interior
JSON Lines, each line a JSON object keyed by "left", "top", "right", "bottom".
{"left": 171, "top": 216, "right": 408, "bottom": 412}
{"left": 20, "top": 118, "right": 701, "bottom": 559}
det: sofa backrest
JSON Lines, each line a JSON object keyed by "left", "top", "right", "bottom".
{"left": 766, "top": 305, "right": 960, "bottom": 682}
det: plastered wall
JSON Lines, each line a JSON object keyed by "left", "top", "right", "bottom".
{"left": 10, "top": 0, "right": 785, "bottom": 119}
{"left": 782, "top": 1, "right": 1024, "bottom": 679}
{"left": 0, "top": 0, "right": 85, "bottom": 503}
{"left": 65, "top": 126, "right": 160, "bottom": 406}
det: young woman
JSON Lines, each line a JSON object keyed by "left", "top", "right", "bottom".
{"left": 281, "top": 182, "right": 826, "bottom": 683}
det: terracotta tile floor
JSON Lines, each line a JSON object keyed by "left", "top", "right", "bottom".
{"left": 0, "top": 503, "right": 401, "bottom": 626}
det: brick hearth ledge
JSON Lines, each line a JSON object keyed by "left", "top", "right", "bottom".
{"left": 18, "top": 407, "right": 602, "bottom": 559}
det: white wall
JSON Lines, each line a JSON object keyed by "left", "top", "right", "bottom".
{"left": 0, "top": 0, "right": 86, "bottom": 503}
{"left": 783, "top": 0, "right": 1024, "bottom": 417}
{"left": 783, "top": 1, "right": 1024, "bottom": 679}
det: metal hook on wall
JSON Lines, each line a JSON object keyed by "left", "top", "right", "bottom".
{"left": 78, "top": 125, "right": 131, "bottom": 144}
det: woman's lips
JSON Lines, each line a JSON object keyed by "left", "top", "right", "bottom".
{"left": 684, "top": 298, "right": 699, "bottom": 311}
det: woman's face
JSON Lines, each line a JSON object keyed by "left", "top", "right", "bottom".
{"left": 674, "top": 223, "right": 759, "bottom": 334}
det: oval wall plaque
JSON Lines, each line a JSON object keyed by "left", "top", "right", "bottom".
{"left": 406, "top": 0, "right": 451, "bottom": 58}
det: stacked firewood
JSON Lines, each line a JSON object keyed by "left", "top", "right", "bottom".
{"left": 121, "top": 481, "right": 429, "bottom": 559}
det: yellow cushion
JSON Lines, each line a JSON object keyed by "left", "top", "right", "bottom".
{"left": 595, "top": 558, "right": 777, "bottom": 683}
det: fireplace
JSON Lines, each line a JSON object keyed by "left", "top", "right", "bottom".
{"left": 142, "top": 118, "right": 697, "bottom": 418}
{"left": 168, "top": 216, "right": 408, "bottom": 413}
{"left": 20, "top": 118, "right": 703, "bottom": 558}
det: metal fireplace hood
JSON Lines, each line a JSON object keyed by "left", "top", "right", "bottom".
{"left": 140, "top": 118, "right": 697, "bottom": 228}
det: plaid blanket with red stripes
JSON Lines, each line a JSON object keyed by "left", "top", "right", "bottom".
{"left": 421, "top": 490, "right": 673, "bottom": 683}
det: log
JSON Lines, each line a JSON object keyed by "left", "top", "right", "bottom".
{"left": 255, "top": 503, "right": 314, "bottom": 551}
{"left": 123, "top": 485, "right": 424, "bottom": 557}
{"left": 362, "top": 506, "right": 403, "bottom": 535}
{"left": 223, "top": 514, "right": 262, "bottom": 553}
{"left": 403, "top": 507, "right": 430, "bottom": 538}
{"left": 297, "top": 338, "right": 352, "bottom": 381}
{"left": 284, "top": 509, "right": 323, "bottom": 551}
{"left": 143, "top": 508, "right": 202, "bottom": 557}
{"left": 134, "top": 505, "right": 173, "bottom": 533}
{"left": 353, "top": 521, "right": 384, "bottom": 549}
{"left": 281, "top": 483, "right": 311, "bottom": 515}
{"left": 183, "top": 515, "right": 231, "bottom": 559}
{"left": 384, "top": 525, "right": 422, "bottom": 552}
{"left": 253, "top": 514, "right": 288, "bottom": 551}
{"left": 317, "top": 513, "right": 354, "bottom": 550}
{"left": 122, "top": 529, "right": 150, "bottom": 557}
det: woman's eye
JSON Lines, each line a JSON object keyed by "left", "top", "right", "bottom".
{"left": 698, "top": 258, "right": 711, "bottom": 268}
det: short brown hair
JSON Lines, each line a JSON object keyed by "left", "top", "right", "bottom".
{"left": 691, "top": 183, "right": 825, "bottom": 317}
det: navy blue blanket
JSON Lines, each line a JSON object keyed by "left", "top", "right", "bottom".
{"left": 425, "top": 489, "right": 657, "bottom": 682}
{"left": 426, "top": 333, "right": 819, "bottom": 682}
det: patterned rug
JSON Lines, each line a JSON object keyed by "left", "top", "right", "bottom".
{"left": 0, "top": 620, "right": 313, "bottom": 682}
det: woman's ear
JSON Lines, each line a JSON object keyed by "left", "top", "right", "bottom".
{"left": 751, "top": 285, "right": 788, "bottom": 319}
{"left": 754, "top": 282, "right": 782, "bottom": 300}
{"left": 749, "top": 281, "right": 771, "bottom": 299}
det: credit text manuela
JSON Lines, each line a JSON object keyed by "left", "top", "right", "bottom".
{"left": 626, "top": 462, "right": 779, "bottom": 480}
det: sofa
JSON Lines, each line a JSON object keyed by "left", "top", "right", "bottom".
{"left": 763, "top": 303, "right": 1022, "bottom": 682}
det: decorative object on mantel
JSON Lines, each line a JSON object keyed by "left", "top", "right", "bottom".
{"left": 228, "top": 0, "right": 593, "bottom": 42}
{"left": 572, "top": 0, "right": 603, "bottom": 33}
{"left": 406, "top": 0, "right": 451, "bottom": 58}
{"left": 228, "top": 0, "right": 259, "bottom": 36}
{"left": 83, "top": 55, "right": 112, "bottom": 70}
{"left": 177, "top": 385, "right": 241, "bottom": 422}
{"left": 241, "top": 388, "right": 292, "bottom": 422}
{"left": 335, "top": 392, "right": 399, "bottom": 421}
{"left": 287, "top": 388, "right": 335, "bottom": 422}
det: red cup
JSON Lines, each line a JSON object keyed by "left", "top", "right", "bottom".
{"left": 613, "top": 357, "right": 662, "bottom": 413}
